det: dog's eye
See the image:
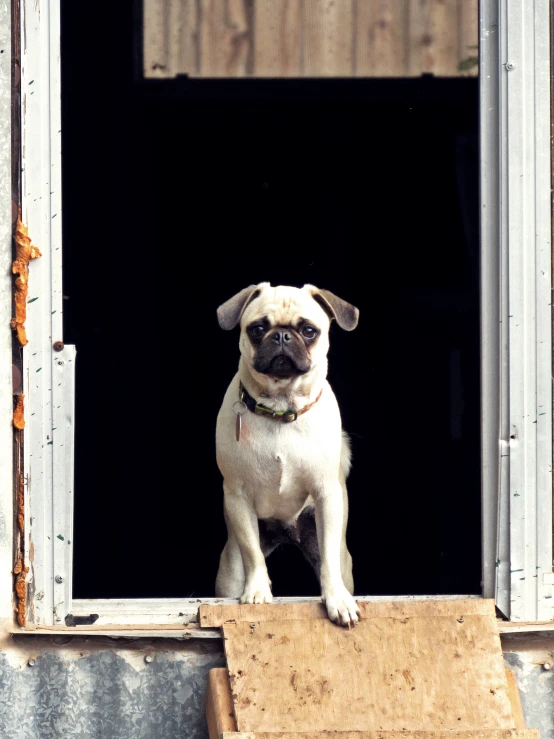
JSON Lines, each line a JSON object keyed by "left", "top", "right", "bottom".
{"left": 250, "top": 325, "right": 266, "bottom": 338}
{"left": 301, "top": 325, "right": 317, "bottom": 339}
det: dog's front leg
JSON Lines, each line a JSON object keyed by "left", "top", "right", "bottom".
{"left": 315, "top": 484, "right": 360, "bottom": 627}
{"left": 223, "top": 489, "right": 273, "bottom": 604}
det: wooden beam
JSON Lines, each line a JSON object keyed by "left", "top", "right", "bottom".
{"left": 206, "top": 668, "right": 237, "bottom": 739}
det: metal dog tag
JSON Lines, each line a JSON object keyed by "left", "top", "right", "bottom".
{"left": 232, "top": 400, "right": 247, "bottom": 442}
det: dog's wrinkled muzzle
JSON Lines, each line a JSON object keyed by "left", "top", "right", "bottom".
{"left": 253, "top": 327, "right": 311, "bottom": 378}
{"left": 267, "top": 355, "right": 296, "bottom": 377}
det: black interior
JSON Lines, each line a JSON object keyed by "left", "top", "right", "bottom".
{"left": 62, "top": 1, "right": 481, "bottom": 599}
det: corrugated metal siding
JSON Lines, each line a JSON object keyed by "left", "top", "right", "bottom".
{"left": 143, "top": 0, "right": 478, "bottom": 79}
{"left": 0, "top": 639, "right": 224, "bottom": 739}
{"left": 0, "top": 638, "right": 553, "bottom": 739}
{"left": 502, "top": 634, "right": 554, "bottom": 739}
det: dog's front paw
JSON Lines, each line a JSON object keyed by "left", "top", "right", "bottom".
{"left": 240, "top": 572, "right": 273, "bottom": 604}
{"left": 322, "top": 585, "right": 360, "bottom": 628}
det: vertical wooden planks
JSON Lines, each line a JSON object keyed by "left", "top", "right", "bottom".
{"left": 430, "top": 0, "right": 460, "bottom": 76}
{"left": 167, "top": 0, "right": 198, "bottom": 77}
{"left": 458, "top": 0, "right": 479, "bottom": 75}
{"left": 143, "top": 0, "right": 478, "bottom": 78}
{"left": 144, "top": 0, "right": 169, "bottom": 77}
{"left": 254, "top": 0, "right": 303, "bottom": 77}
{"left": 198, "top": 0, "right": 250, "bottom": 77}
{"left": 354, "top": 0, "right": 408, "bottom": 77}
{"left": 408, "top": 0, "right": 461, "bottom": 77}
{"left": 303, "top": 0, "right": 354, "bottom": 77}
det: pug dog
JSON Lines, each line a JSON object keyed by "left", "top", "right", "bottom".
{"left": 215, "top": 283, "right": 360, "bottom": 627}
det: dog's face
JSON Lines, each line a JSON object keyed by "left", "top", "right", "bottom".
{"left": 218, "top": 283, "right": 359, "bottom": 381}
{"left": 241, "top": 285, "right": 332, "bottom": 379}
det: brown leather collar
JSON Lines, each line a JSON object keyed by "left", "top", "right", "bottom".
{"left": 239, "top": 382, "right": 323, "bottom": 423}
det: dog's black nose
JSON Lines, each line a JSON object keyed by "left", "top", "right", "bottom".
{"left": 272, "top": 331, "right": 293, "bottom": 345}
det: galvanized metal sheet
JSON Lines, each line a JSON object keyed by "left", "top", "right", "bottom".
{"left": 0, "top": 642, "right": 225, "bottom": 739}
{"left": 0, "top": 640, "right": 551, "bottom": 739}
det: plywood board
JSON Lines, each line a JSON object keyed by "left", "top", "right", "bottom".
{"left": 199, "top": 598, "right": 494, "bottom": 627}
{"left": 222, "top": 613, "right": 514, "bottom": 732}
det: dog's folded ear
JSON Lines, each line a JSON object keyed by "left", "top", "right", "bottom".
{"left": 217, "top": 285, "right": 262, "bottom": 330}
{"left": 306, "top": 286, "right": 359, "bottom": 331}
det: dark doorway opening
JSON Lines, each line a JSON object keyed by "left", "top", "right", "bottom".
{"left": 62, "top": 1, "right": 480, "bottom": 600}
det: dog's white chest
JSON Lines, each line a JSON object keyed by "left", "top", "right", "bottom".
{"left": 270, "top": 448, "right": 302, "bottom": 499}
{"left": 217, "top": 416, "right": 315, "bottom": 520}
{"left": 216, "top": 374, "right": 343, "bottom": 522}
{"left": 274, "top": 453, "right": 287, "bottom": 495}
{"left": 244, "top": 428, "right": 311, "bottom": 519}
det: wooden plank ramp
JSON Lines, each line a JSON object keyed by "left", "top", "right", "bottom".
{"left": 206, "top": 668, "right": 527, "bottom": 738}
{"left": 203, "top": 600, "right": 533, "bottom": 739}
{"left": 222, "top": 618, "right": 512, "bottom": 731}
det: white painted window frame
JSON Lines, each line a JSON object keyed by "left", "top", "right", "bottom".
{"left": 0, "top": 0, "right": 15, "bottom": 629}
{"left": 15, "top": 0, "right": 552, "bottom": 631}
{"left": 480, "top": 0, "right": 553, "bottom": 621}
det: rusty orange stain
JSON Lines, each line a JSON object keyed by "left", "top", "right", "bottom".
{"left": 13, "top": 468, "right": 27, "bottom": 626}
{"left": 13, "top": 393, "right": 24, "bottom": 430}
{"left": 11, "top": 214, "right": 42, "bottom": 346}
{"left": 13, "top": 554, "right": 29, "bottom": 627}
